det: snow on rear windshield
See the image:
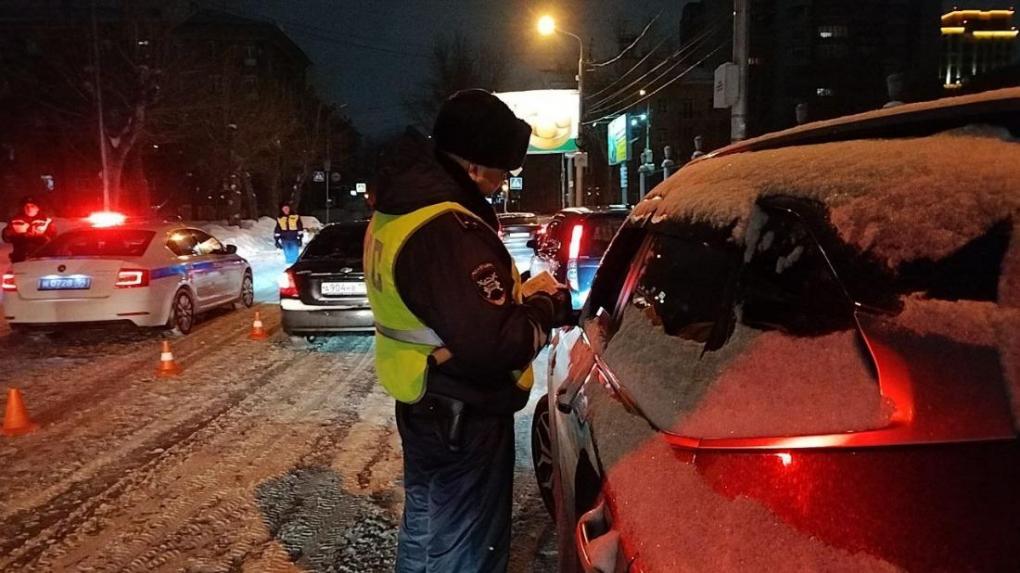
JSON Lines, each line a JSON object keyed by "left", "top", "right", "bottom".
{"left": 32, "top": 229, "right": 154, "bottom": 258}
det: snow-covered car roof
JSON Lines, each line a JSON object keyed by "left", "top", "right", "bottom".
{"left": 707, "top": 87, "right": 1020, "bottom": 158}
{"left": 633, "top": 94, "right": 1019, "bottom": 273}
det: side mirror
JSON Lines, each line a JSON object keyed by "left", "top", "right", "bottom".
{"left": 224, "top": 244, "right": 238, "bottom": 255}
{"left": 526, "top": 238, "right": 538, "bottom": 250}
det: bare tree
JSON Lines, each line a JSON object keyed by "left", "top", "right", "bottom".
{"left": 404, "top": 30, "right": 509, "bottom": 132}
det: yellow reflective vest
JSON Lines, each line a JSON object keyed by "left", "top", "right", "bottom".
{"left": 364, "top": 201, "right": 534, "bottom": 404}
{"left": 277, "top": 214, "right": 301, "bottom": 231}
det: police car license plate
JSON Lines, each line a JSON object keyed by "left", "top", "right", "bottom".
{"left": 39, "top": 276, "right": 92, "bottom": 290}
{"left": 321, "top": 281, "right": 365, "bottom": 296}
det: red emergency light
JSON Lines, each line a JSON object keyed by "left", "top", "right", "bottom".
{"left": 87, "top": 211, "right": 127, "bottom": 228}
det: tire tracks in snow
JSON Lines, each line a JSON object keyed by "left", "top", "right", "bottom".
{"left": 0, "top": 307, "right": 283, "bottom": 518}
{"left": 10, "top": 337, "right": 382, "bottom": 572}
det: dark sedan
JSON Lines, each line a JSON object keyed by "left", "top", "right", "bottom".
{"left": 279, "top": 221, "right": 373, "bottom": 338}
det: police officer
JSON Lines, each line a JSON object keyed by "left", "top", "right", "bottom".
{"left": 365, "top": 90, "right": 573, "bottom": 573}
{"left": 2, "top": 196, "right": 56, "bottom": 263}
{"left": 273, "top": 202, "right": 303, "bottom": 264}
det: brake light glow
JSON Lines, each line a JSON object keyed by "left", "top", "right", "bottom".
{"left": 568, "top": 224, "right": 584, "bottom": 260}
{"left": 2, "top": 273, "right": 15, "bottom": 292}
{"left": 87, "top": 211, "right": 127, "bottom": 227}
{"left": 115, "top": 268, "right": 149, "bottom": 288}
{"left": 279, "top": 271, "right": 299, "bottom": 298}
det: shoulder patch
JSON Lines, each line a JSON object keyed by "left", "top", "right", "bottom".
{"left": 470, "top": 262, "right": 508, "bottom": 306}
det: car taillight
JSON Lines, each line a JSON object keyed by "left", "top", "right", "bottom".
{"left": 568, "top": 224, "right": 584, "bottom": 260}
{"left": 115, "top": 268, "right": 149, "bottom": 288}
{"left": 2, "top": 273, "right": 15, "bottom": 292}
{"left": 279, "top": 271, "right": 299, "bottom": 298}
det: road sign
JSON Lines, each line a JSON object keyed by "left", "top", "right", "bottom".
{"left": 356, "top": 183, "right": 367, "bottom": 194}
{"left": 330, "top": 172, "right": 342, "bottom": 183}
{"left": 509, "top": 176, "right": 523, "bottom": 190}
{"left": 313, "top": 171, "right": 325, "bottom": 183}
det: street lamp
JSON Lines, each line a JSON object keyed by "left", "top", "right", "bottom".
{"left": 537, "top": 15, "right": 586, "bottom": 207}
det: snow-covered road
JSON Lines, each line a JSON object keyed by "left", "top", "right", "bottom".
{"left": 0, "top": 306, "right": 557, "bottom": 571}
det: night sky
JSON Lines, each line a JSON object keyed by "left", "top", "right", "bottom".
{"left": 217, "top": 0, "right": 1016, "bottom": 139}
{"left": 215, "top": 0, "right": 687, "bottom": 139}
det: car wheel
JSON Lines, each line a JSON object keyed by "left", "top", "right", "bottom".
{"left": 531, "top": 395, "right": 557, "bottom": 517}
{"left": 235, "top": 271, "right": 254, "bottom": 309}
{"left": 288, "top": 335, "right": 315, "bottom": 349}
{"left": 169, "top": 289, "right": 196, "bottom": 335}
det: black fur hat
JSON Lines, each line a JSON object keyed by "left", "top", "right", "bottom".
{"left": 433, "top": 89, "right": 532, "bottom": 173}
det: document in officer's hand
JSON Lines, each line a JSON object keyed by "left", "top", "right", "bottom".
{"left": 521, "top": 271, "right": 564, "bottom": 298}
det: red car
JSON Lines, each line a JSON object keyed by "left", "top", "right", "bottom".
{"left": 531, "top": 88, "right": 1020, "bottom": 572}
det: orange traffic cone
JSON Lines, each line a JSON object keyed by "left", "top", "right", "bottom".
{"left": 249, "top": 311, "right": 268, "bottom": 340}
{"left": 156, "top": 340, "right": 182, "bottom": 377}
{"left": 3, "top": 388, "right": 39, "bottom": 437}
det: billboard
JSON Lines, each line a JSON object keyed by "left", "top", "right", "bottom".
{"left": 607, "top": 114, "right": 629, "bottom": 165}
{"left": 495, "top": 90, "right": 579, "bottom": 155}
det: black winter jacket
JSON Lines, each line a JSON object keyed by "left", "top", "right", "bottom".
{"left": 373, "top": 131, "right": 557, "bottom": 414}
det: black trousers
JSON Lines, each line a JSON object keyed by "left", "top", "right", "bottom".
{"left": 394, "top": 400, "right": 515, "bottom": 573}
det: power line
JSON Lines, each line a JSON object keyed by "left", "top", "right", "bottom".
{"left": 585, "top": 43, "right": 727, "bottom": 126}
{"left": 588, "top": 10, "right": 661, "bottom": 69}
{"left": 584, "top": 35, "right": 668, "bottom": 101}
{"left": 586, "top": 19, "right": 726, "bottom": 114}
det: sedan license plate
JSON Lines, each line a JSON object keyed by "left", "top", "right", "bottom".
{"left": 321, "top": 281, "right": 365, "bottom": 296}
{"left": 39, "top": 276, "right": 92, "bottom": 290}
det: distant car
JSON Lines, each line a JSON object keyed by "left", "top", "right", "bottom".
{"left": 2, "top": 218, "right": 253, "bottom": 335}
{"left": 527, "top": 207, "right": 629, "bottom": 310}
{"left": 497, "top": 212, "right": 545, "bottom": 275}
{"left": 532, "top": 89, "right": 1020, "bottom": 572}
{"left": 279, "top": 220, "right": 372, "bottom": 338}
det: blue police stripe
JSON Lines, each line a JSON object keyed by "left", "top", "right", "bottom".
{"left": 151, "top": 264, "right": 188, "bottom": 280}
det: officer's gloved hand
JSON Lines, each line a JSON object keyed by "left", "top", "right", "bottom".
{"left": 525, "top": 286, "right": 575, "bottom": 329}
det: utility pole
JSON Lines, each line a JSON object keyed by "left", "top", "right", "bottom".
{"left": 324, "top": 109, "right": 332, "bottom": 224}
{"left": 91, "top": 0, "right": 110, "bottom": 210}
{"left": 574, "top": 41, "right": 586, "bottom": 208}
{"left": 731, "top": 0, "right": 749, "bottom": 142}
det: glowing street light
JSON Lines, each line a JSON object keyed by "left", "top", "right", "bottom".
{"left": 639, "top": 89, "right": 647, "bottom": 96}
{"left": 537, "top": 15, "right": 556, "bottom": 36}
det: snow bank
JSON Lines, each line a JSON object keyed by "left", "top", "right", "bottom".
{"left": 199, "top": 217, "right": 280, "bottom": 260}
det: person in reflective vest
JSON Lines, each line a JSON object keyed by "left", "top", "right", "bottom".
{"left": 274, "top": 202, "right": 303, "bottom": 264}
{"left": 2, "top": 196, "right": 57, "bottom": 263}
{"left": 366, "top": 90, "right": 573, "bottom": 573}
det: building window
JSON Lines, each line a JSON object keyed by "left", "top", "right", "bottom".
{"left": 816, "top": 87, "right": 834, "bottom": 97}
{"left": 818, "top": 26, "right": 848, "bottom": 39}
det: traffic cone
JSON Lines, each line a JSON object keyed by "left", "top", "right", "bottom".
{"left": 249, "top": 311, "right": 268, "bottom": 340}
{"left": 156, "top": 340, "right": 182, "bottom": 377}
{"left": 3, "top": 388, "right": 39, "bottom": 437}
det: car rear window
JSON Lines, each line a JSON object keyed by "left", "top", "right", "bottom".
{"left": 32, "top": 229, "right": 155, "bottom": 258}
{"left": 581, "top": 213, "right": 627, "bottom": 257}
{"left": 301, "top": 223, "right": 368, "bottom": 262}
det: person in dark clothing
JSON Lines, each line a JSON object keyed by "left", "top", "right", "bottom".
{"left": 273, "top": 202, "right": 304, "bottom": 264}
{"left": 365, "top": 90, "right": 573, "bottom": 573}
{"left": 2, "top": 197, "right": 57, "bottom": 263}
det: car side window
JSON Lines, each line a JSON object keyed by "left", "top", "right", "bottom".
{"left": 166, "top": 229, "right": 198, "bottom": 257}
{"left": 191, "top": 230, "right": 224, "bottom": 256}
{"left": 599, "top": 209, "right": 883, "bottom": 439}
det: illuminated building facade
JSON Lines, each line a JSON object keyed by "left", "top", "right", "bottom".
{"left": 941, "top": 9, "right": 1018, "bottom": 89}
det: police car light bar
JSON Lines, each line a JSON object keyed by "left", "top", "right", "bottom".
{"left": 87, "top": 211, "right": 127, "bottom": 227}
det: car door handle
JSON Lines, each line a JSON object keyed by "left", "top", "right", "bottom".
{"left": 575, "top": 499, "right": 620, "bottom": 573}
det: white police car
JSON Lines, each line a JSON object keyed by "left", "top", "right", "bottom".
{"left": 2, "top": 213, "right": 253, "bottom": 334}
